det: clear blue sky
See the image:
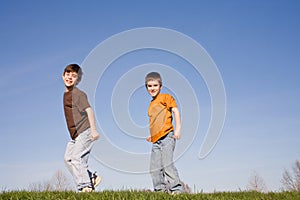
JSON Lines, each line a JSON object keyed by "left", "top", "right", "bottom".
{"left": 1, "top": 0, "right": 299, "bottom": 192}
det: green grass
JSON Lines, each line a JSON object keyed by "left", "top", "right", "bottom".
{"left": 0, "top": 191, "right": 300, "bottom": 200}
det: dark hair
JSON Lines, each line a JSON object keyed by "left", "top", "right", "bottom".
{"left": 145, "top": 72, "right": 162, "bottom": 86}
{"left": 63, "top": 64, "right": 83, "bottom": 83}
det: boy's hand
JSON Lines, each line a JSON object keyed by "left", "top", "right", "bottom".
{"left": 173, "top": 130, "right": 181, "bottom": 140}
{"left": 146, "top": 135, "right": 152, "bottom": 142}
{"left": 91, "top": 130, "right": 100, "bottom": 141}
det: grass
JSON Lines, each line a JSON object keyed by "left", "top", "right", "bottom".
{"left": 0, "top": 190, "right": 300, "bottom": 200}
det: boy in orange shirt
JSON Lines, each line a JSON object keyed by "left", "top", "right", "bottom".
{"left": 145, "top": 72, "right": 183, "bottom": 194}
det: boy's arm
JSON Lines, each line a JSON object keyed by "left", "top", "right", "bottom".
{"left": 85, "top": 107, "right": 100, "bottom": 141}
{"left": 172, "top": 107, "right": 181, "bottom": 140}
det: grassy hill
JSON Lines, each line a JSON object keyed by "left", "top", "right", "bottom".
{"left": 1, "top": 191, "right": 300, "bottom": 200}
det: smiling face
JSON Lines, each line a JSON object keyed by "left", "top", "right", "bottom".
{"left": 62, "top": 71, "right": 79, "bottom": 91}
{"left": 146, "top": 79, "right": 162, "bottom": 98}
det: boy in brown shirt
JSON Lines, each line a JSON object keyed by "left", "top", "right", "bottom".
{"left": 62, "top": 64, "right": 101, "bottom": 192}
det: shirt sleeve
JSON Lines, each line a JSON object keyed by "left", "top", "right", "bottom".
{"left": 78, "top": 91, "right": 91, "bottom": 113}
{"left": 166, "top": 94, "right": 177, "bottom": 109}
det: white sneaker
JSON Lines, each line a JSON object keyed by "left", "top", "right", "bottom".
{"left": 93, "top": 175, "right": 102, "bottom": 188}
{"left": 91, "top": 172, "right": 102, "bottom": 190}
{"left": 80, "top": 187, "right": 93, "bottom": 192}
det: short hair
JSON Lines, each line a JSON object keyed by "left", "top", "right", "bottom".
{"left": 63, "top": 64, "right": 83, "bottom": 84}
{"left": 145, "top": 72, "right": 162, "bottom": 86}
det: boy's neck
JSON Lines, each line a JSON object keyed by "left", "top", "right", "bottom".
{"left": 152, "top": 93, "right": 160, "bottom": 100}
{"left": 65, "top": 85, "right": 76, "bottom": 92}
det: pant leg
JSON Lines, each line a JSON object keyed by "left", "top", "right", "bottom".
{"left": 150, "top": 141, "right": 167, "bottom": 191}
{"left": 64, "top": 140, "right": 75, "bottom": 177}
{"left": 64, "top": 129, "right": 94, "bottom": 190}
{"left": 161, "top": 132, "right": 183, "bottom": 192}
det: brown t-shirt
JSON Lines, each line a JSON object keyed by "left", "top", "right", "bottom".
{"left": 63, "top": 87, "right": 91, "bottom": 140}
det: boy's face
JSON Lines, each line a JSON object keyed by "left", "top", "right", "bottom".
{"left": 146, "top": 80, "right": 162, "bottom": 98}
{"left": 62, "top": 71, "right": 79, "bottom": 90}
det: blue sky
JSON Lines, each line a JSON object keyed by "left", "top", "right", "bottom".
{"left": 1, "top": 0, "right": 299, "bottom": 192}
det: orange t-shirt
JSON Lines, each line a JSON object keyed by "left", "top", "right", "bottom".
{"left": 148, "top": 93, "right": 177, "bottom": 143}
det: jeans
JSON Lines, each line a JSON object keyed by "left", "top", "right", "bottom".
{"left": 150, "top": 131, "right": 183, "bottom": 192}
{"left": 64, "top": 128, "right": 94, "bottom": 190}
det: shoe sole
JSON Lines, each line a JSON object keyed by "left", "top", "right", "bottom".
{"left": 81, "top": 187, "right": 93, "bottom": 192}
{"left": 93, "top": 176, "right": 102, "bottom": 188}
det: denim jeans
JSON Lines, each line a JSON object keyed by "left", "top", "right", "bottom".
{"left": 64, "top": 128, "right": 94, "bottom": 190}
{"left": 150, "top": 131, "right": 183, "bottom": 192}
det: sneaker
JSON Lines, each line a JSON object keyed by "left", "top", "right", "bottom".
{"left": 80, "top": 187, "right": 93, "bottom": 192}
{"left": 170, "top": 190, "right": 183, "bottom": 195}
{"left": 91, "top": 172, "right": 102, "bottom": 190}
